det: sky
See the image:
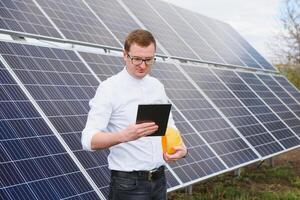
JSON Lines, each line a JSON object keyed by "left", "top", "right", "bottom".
{"left": 163, "top": 0, "right": 284, "bottom": 62}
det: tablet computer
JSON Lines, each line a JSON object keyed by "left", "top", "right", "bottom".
{"left": 136, "top": 104, "right": 172, "bottom": 136}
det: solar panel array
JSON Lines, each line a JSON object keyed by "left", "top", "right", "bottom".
{"left": 0, "top": 0, "right": 62, "bottom": 38}
{"left": 1, "top": 0, "right": 300, "bottom": 199}
{"left": 0, "top": 54, "right": 100, "bottom": 199}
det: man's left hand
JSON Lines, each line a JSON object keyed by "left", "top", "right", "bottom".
{"left": 163, "top": 144, "right": 187, "bottom": 163}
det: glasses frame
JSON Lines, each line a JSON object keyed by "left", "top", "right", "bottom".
{"left": 127, "top": 54, "right": 156, "bottom": 66}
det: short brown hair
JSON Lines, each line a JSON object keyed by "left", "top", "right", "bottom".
{"left": 124, "top": 29, "right": 156, "bottom": 52}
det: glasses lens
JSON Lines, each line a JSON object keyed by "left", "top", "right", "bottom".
{"left": 132, "top": 57, "right": 143, "bottom": 65}
{"left": 128, "top": 55, "right": 155, "bottom": 65}
{"left": 145, "top": 58, "right": 155, "bottom": 65}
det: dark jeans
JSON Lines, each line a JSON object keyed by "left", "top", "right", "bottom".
{"left": 109, "top": 169, "right": 167, "bottom": 200}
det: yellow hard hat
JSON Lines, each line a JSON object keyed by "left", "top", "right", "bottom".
{"left": 161, "top": 127, "right": 183, "bottom": 155}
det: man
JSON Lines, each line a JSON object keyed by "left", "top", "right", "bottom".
{"left": 82, "top": 29, "right": 187, "bottom": 200}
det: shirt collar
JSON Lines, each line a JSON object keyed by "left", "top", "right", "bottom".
{"left": 121, "top": 66, "right": 148, "bottom": 83}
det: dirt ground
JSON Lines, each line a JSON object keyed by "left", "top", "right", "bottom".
{"left": 273, "top": 147, "right": 300, "bottom": 175}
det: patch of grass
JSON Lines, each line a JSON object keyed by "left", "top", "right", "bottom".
{"left": 291, "top": 177, "right": 300, "bottom": 188}
{"left": 266, "top": 165, "right": 293, "bottom": 179}
{"left": 260, "top": 191, "right": 278, "bottom": 200}
{"left": 169, "top": 162, "right": 300, "bottom": 200}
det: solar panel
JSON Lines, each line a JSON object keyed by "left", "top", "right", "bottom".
{"left": 149, "top": 0, "right": 225, "bottom": 64}
{"left": 84, "top": 0, "right": 164, "bottom": 55}
{"left": 204, "top": 19, "right": 263, "bottom": 69}
{"left": 272, "top": 75, "right": 300, "bottom": 104}
{"left": 0, "top": 60, "right": 100, "bottom": 199}
{"left": 151, "top": 62, "right": 259, "bottom": 168}
{"left": 167, "top": 109, "right": 227, "bottom": 184}
{"left": 238, "top": 72, "right": 300, "bottom": 138}
{"left": 0, "top": 41, "right": 112, "bottom": 197}
{"left": 257, "top": 74, "right": 300, "bottom": 121}
{"left": 121, "top": 0, "right": 199, "bottom": 60}
{"left": 171, "top": 5, "right": 245, "bottom": 67}
{"left": 212, "top": 69, "right": 300, "bottom": 149}
{"left": 79, "top": 51, "right": 124, "bottom": 81}
{"left": 35, "top": 0, "right": 121, "bottom": 48}
{"left": 181, "top": 64, "right": 284, "bottom": 157}
{"left": 217, "top": 22, "right": 276, "bottom": 71}
{"left": 0, "top": 0, "right": 62, "bottom": 38}
{"left": 1, "top": 1, "right": 299, "bottom": 198}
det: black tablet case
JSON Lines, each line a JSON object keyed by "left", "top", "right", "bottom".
{"left": 136, "top": 104, "right": 172, "bottom": 136}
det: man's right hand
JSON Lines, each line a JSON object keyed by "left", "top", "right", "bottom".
{"left": 119, "top": 122, "right": 158, "bottom": 142}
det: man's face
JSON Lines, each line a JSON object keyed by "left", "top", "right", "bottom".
{"left": 124, "top": 42, "right": 156, "bottom": 79}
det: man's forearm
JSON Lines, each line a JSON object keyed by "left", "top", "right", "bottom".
{"left": 91, "top": 131, "right": 124, "bottom": 150}
{"left": 90, "top": 122, "right": 158, "bottom": 150}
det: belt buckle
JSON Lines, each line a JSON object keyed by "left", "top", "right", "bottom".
{"left": 148, "top": 168, "right": 157, "bottom": 181}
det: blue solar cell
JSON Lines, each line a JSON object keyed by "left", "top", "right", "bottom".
{"left": 150, "top": 0, "right": 225, "bottom": 64}
{"left": 218, "top": 23, "right": 275, "bottom": 71}
{"left": 272, "top": 75, "right": 300, "bottom": 104}
{"left": 181, "top": 64, "right": 284, "bottom": 157}
{"left": 122, "top": 0, "right": 199, "bottom": 60}
{"left": 237, "top": 72, "right": 300, "bottom": 137}
{"left": 165, "top": 169, "right": 180, "bottom": 189}
{"left": 153, "top": 63, "right": 257, "bottom": 171}
{"left": 172, "top": 5, "right": 245, "bottom": 67}
{"left": 151, "top": 62, "right": 257, "bottom": 168}
{"left": 84, "top": 0, "right": 164, "bottom": 55}
{"left": 212, "top": 69, "right": 300, "bottom": 149}
{"left": 0, "top": 0, "right": 62, "bottom": 38}
{"left": 1, "top": 184, "right": 37, "bottom": 200}
{"left": 0, "top": 42, "right": 103, "bottom": 199}
{"left": 168, "top": 110, "right": 227, "bottom": 182}
{"left": 35, "top": 0, "right": 121, "bottom": 48}
{"left": 205, "top": 19, "right": 262, "bottom": 69}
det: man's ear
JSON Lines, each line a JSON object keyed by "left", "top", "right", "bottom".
{"left": 123, "top": 51, "right": 127, "bottom": 61}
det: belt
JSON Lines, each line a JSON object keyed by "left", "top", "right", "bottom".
{"left": 111, "top": 166, "right": 165, "bottom": 181}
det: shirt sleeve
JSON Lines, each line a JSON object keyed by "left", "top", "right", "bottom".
{"left": 81, "top": 82, "right": 113, "bottom": 151}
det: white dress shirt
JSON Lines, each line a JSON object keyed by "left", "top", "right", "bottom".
{"left": 82, "top": 67, "right": 176, "bottom": 171}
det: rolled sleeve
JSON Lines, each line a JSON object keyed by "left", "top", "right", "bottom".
{"left": 82, "top": 83, "right": 112, "bottom": 151}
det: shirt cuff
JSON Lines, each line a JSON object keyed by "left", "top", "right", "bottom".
{"left": 81, "top": 129, "right": 98, "bottom": 151}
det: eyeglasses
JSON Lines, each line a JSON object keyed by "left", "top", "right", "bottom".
{"left": 127, "top": 54, "right": 156, "bottom": 66}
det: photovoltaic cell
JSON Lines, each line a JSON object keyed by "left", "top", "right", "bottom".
{"left": 181, "top": 64, "right": 284, "bottom": 157}
{"left": 238, "top": 72, "right": 300, "bottom": 138}
{"left": 212, "top": 69, "right": 300, "bottom": 149}
{"left": 167, "top": 109, "right": 226, "bottom": 183}
{"left": 149, "top": 0, "right": 224, "bottom": 64}
{"left": 121, "top": 0, "right": 199, "bottom": 60}
{"left": 78, "top": 51, "right": 181, "bottom": 188}
{"left": 172, "top": 5, "right": 245, "bottom": 67}
{"left": 151, "top": 62, "right": 258, "bottom": 168}
{"left": 0, "top": 41, "right": 111, "bottom": 198}
{"left": 79, "top": 52, "right": 124, "bottom": 81}
{"left": 207, "top": 20, "right": 262, "bottom": 69}
{"left": 218, "top": 23, "right": 275, "bottom": 71}
{"left": 257, "top": 74, "right": 300, "bottom": 121}
{"left": 84, "top": 0, "right": 164, "bottom": 55}
{"left": 35, "top": 0, "right": 121, "bottom": 48}
{"left": 0, "top": 0, "right": 62, "bottom": 38}
{"left": 0, "top": 60, "right": 99, "bottom": 199}
{"left": 272, "top": 75, "right": 300, "bottom": 104}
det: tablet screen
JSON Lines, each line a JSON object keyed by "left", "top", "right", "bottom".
{"left": 136, "top": 104, "right": 172, "bottom": 136}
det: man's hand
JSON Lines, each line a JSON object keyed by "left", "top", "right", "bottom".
{"left": 163, "top": 143, "right": 187, "bottom": 163}
{"left": 120, "top": 122, "right": 158, "bottom": 142}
